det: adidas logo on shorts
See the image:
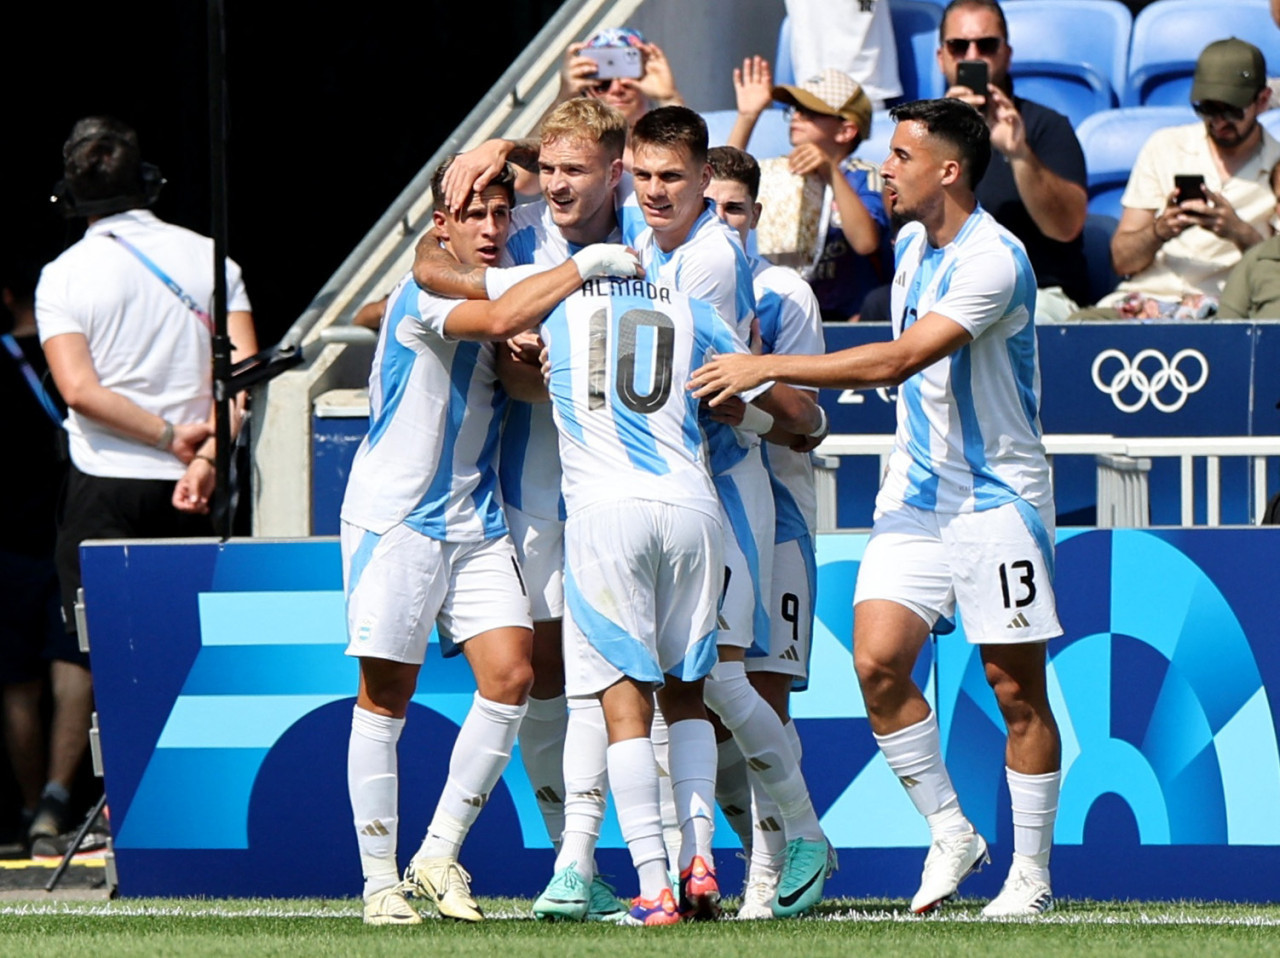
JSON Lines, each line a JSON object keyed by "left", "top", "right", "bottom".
{"left": 1007, "top": 612, "right": 1031, "bottom": 629}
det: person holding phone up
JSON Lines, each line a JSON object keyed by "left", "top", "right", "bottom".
{"left": 1084, "top": 38, "right": 1280, "bottom": 320}
{"left": 937, "top": 0, "right": 1090, "bottom": 323}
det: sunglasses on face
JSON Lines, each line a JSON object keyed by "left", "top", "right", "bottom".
{"left": 1193, "top": 100, "right": 1248, "bottom": 122}
{"left": 944, "top": 36, "right": 1002, "bottom": 56}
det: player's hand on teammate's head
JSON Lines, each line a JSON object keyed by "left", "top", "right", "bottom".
{"left": 570, "top": 244, "right": 644, "bottom": 280}
{"left": 442, "top": 140, "right": 513, "bottom": 215}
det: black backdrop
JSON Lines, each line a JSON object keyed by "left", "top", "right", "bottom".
{"left": 2, "top": 0, "right": 564, "bottom": 346}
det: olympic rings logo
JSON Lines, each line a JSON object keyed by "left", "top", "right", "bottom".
{"left": 1090, "top": 348, "right": 1209, "bottom": 413}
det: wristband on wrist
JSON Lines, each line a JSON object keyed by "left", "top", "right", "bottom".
{"left": 193, "top": 453, "right": 215, "bottom": 467}
{"left": 739, "top": 401, "right": 775, "bottom": 435}
{"left": 808, "top": 404, "right": 829, "bottom": 438}
{"left": 154, "top": 420, "right": 175, "bottom": 451}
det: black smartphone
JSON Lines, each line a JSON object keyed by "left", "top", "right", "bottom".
{"left": 956, "top": 59, "right": 989, "bottom": 96}
{"left": 1174, "top": 174, "right": 1207, "bottom": 204}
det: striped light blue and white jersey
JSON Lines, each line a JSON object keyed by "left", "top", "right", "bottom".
{"left": 634, "top": 200, "right": 759, "bottom": 478}
{"left": 540, "top": 277, "right": 759, "bottom": 521}
{"left": 752, "top": 255, "right": 826, "bottom": 542}
{"left": 340, "top": 272, "right": 508, "bottom": 540}
{"left": 883, "top": 208, "right": 1053, "bottom": 514}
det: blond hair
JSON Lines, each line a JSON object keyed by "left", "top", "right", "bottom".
{"left": 540, "top": 98, "right": 627, "bottom": 160}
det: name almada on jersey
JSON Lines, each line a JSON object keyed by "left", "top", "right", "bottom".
{"left": 580, "top": 278, "right": 673, "bottom": 302}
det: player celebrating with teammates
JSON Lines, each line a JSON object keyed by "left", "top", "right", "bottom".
{"left": 343, "top": 158, "right": 640, "bottom": 926}
{"left": 690, "top": 98, "right": 1064, "bottom": 919}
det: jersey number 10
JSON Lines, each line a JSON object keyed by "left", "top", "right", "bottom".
{"left": 588, "top": 308, "right": 676, "bottom": 414}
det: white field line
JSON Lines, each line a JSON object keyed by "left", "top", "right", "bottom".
{"left": 2, "top": 901, "right": 1279, "bottom": 925}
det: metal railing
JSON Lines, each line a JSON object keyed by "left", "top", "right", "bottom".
{"left": 815, "top": 434, "right": 1280, "bottom": 529}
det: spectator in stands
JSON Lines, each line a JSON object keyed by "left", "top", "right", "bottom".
{"left": 1219, "top": 161, "right": 1280, "bottom": 318}
{"left": 34, "top": 117, "right": 258, "bottom": 845}
{"left": 783, "top": 0, "right": 902, "bottom": 108}
{"left": 728, "top": 64, "right": 892, "bottom": 321}
{"left": 1084, "top": 39, "right": 1279, "bottom": 319}
{"left": 1, "top": 257, "right": 67, "bottom": 849}
{"left": 549, "top": 26, "right": 685, "bottom": 170}
{"left": 937, "top": 0, "right": 1089, "bottom": 321}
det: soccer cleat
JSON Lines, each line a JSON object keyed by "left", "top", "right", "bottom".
{"left": 772, "top": 837, "right": 835, "bottom": 917}
{"left": 622, "top": 887, "right": 682, "bottom": 926}
{"left": 677, "top": 855, "right": 722, "bottom": 920}
{"left": 362, "top": 885, "right": 422, "bottom": 925}
{"left": 586, "top": 874, "right": 628, "bottom": 922}
{"left": 736, "top": 869, "right": 779, "bottom": 920}
{"left": 532, "top": 865, "right": 589, "bottom": 922}
{"left": 402, "top": 856, "right": 484, "bottom": 922}
{"left": 981, "top": 867, "right": 1054, "bottom": 918}
{"left": 910, "top": 829, "right": 990, "bottom": 914}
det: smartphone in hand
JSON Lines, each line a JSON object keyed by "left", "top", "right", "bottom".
{"left": 1174, "top": 174, "right": 1207, "bottom": 204}
{"left": 956, "top": 60, "right": 989, "bottom": 96}
{"left": 580, "top": 46, "right": 643, "bottom": 80}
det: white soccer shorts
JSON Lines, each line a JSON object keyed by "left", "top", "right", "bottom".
{"left": 713, "top": 454, "right": 775, "bottom": 655}
{"left": 504, "top": 504, "right": 565, "bottom": 622}
{"left": 852, "top": 499, "right": 1063, "bottom": 644}
{"left": 341, "top": 520, "right": 533, "bottom": 664}
{"left": 745, "top": 534, "right": 816, "bottom": 686}
{"left": 562, "top": 499, "right": 723, "bottom": 698}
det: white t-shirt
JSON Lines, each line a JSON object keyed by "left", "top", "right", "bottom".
{"left": 35, "top": 209, "right": 251, "bottom": 479}
{"left": 340, "top": 273, "right": 508, "bottom": 541}
{"left": 752, "top": 256, "right": 825, "bottom": 540}
{"left": 785, "top": 0, "right": 903, "bottom": 104}
{"left": 883, "top": 209, "right": 1052, "bottom": 514}
{"left": 1117, "top": 123, "right": 1280, "bottom": 300}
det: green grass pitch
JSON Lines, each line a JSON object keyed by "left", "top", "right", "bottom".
{"left": 3, "top": 897, "right": 1279, "bottom": 957}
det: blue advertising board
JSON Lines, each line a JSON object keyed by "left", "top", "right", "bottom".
{"left": 83, "top": 530, "right": 1280, "bottom": 901}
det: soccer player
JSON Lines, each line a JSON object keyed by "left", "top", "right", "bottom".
{"left": 690, "top": 98, "right": 1064, "bottom": 919}
{"left": 704, "top": 145, "right": 829, "bottom": 919}
{"left": 414, "top": 98, "right": 637, "bottom": 923}
{"left": 343, "top": 157, "right": 640, "bottom": 925}
{"left": 629, "top": 107, "right": 834, "bottom": 918}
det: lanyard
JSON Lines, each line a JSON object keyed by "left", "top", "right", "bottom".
{"left": 2, "top": 334, "right": 64, "bottom": 425}
{"left": 106, "top": 232, "right": 215, "bottom": 335}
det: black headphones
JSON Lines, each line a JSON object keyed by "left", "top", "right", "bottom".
{"left": 50, "top": 161, "right": 166, "bottom": 219}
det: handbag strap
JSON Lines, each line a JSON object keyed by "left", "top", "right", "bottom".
{"left": 106, "top": 232, "right": 215, "bottom": 335}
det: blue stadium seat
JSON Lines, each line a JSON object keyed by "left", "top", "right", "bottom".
{"left": 774, "top": 14, "right": 794, "bottom": 87}
{"left": 1075, "top": 106, "right": 1197, "bottom": 220}
{"left": 1082, "top": 213, "right": 1121, "bottom": 305}
{"left": 889, "top": 0, "right": 946, "bottom": 104}
{"left": 855, "top": 109, "right": 895, "bottom": 167}
{"left": 1124, "top": 0, "right": 1279, "bottom": 107}
{"left": 701, "top": 108, "right": 793, "bottom": 161}
{"left": 1003, "top": 0, "right": 1131, "bottom": 128}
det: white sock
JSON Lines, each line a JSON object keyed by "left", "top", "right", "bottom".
{"left": 784, "top": 718, "right": 803, "bottom": 764}
{"left": 519, "top": 694, "right": 568, "bottom": 848}
{"left": 705, "top": 660, "right": 823, "bottom": 841}
{"left": 874, "top": 711, "right": 971, "bottom": 839}
{"left": 650, "top": 708, "right": 682, "bottom": 871}
{"left": 1007, "top": 767, "right": 1059, "bottom": 875}
{"left": 667, "top": 717, "right": 717, "bottom": 873}
{"left": 417, "top": 693, "right": 526, "bottom": 861}
{"left": 714, "top": 737, "right": 754, "bottom": 855}
{"left": 554, "top": 696, "right": 608, "bottom": 882}
{"left": 749, "top": 773, "right": 787, "bottom": 877}
{"left": 608, "top": 737, "right": 669, "bottom": 900}
{"left": 348, "top": 705, "right": 404, "bottom": 897}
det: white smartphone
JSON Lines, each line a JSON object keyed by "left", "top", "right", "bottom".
{"left": 581, "top": 46, "right": 643, "bottom": 81}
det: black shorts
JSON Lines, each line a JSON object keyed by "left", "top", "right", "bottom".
{"left": 55, "top": 466, "right": 213, "bottom": 637}
{"left": 0, "top": 551, "right": 65, "bottom": 681}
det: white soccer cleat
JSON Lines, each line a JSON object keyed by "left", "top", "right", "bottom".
{"left": 981, "top": 865, "right": 1054, "bottom": 918}
{"left": 403, "top": 856, "right": 484, "bottom": 922}
{"left": 362, "top": 884, "right": 422, "bottom": 925}
{"left": 736, "top": 870, "right": 780, "bottom": 920}
{"left": 910, "top": 829, "right": 990, "bottom": 914}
